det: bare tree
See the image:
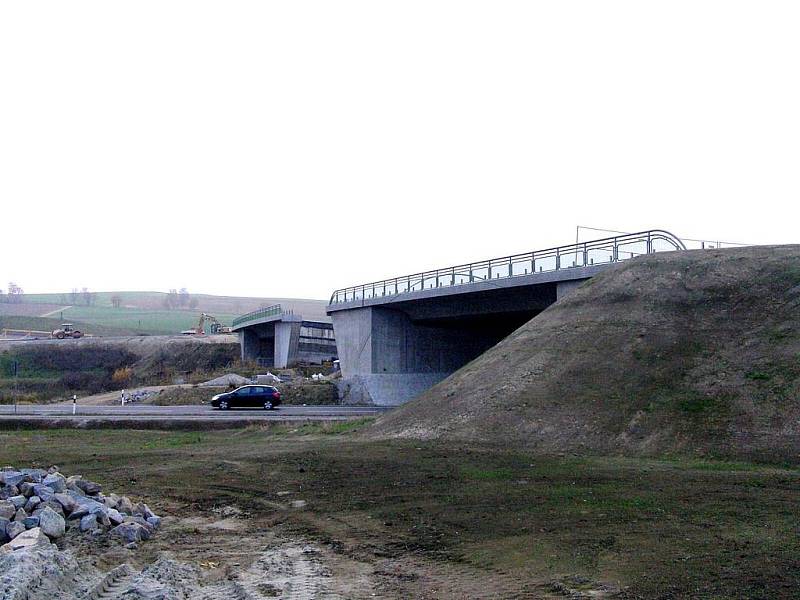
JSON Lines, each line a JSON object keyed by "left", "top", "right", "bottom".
{"left": 81, "top": 287, "right": 97, "bottom": 307}
{"left": 178, "top": 288, "right": 190, "bottom": 307}
{"left": 8, "top": 282, "right": 23, "bottom": 303}
{"left": 111, "top": 294, "right": 123, "bottom": 308}
{"left": 69, "top": 288, "right": 79, "bottom": 304}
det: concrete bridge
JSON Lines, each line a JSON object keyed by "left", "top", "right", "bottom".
{"left": 233, "top": 305, "right": 337, "bottom": 368}
{"left": 327, "top": 230, "right": 686, "bottom": 405}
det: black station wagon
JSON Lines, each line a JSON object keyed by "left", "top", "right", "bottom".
{"left": 210, "top": 385, "right": 282, "bottom": 410}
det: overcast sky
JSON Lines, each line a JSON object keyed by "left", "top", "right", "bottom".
{"left": 1, "top": 1, "right": 798, "bottom": 300}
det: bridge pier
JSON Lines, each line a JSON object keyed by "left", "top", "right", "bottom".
{"left": 333, "top": 306, "right": 491, "bottom": 405}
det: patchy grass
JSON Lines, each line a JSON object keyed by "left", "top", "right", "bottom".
{"left": 746, "top": 370, "right": 772, "bottom": 381}
{"left": 0, "top": 428, "right": 795, "bottom": 598}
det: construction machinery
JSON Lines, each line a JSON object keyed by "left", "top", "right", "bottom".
{"left": 182, "top": 313, "right": 232, "bottom": 335}
{"left": 51, "top": 323, "right": 83, "bottom": 339}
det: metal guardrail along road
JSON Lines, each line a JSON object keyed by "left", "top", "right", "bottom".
{"left": 329, "top": 229, "right": 687, "bottom": 305}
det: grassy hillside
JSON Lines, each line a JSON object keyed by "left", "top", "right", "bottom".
{"left": 0, "top": 315, "right": 135, "bottom": 337}
{"left": 3, "top": 291, "right": 328, "bottom": 335}
{"left": 373, "top": 245, "right": 800, "bottom": 464}
{"left": 0, "top": 338, "right": 239, "bottom": 403}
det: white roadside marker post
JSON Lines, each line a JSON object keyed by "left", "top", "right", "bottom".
{"left": 72, "top": 394, "right": 77, "bottom": 415}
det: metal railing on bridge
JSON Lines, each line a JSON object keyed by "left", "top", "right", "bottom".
{"left": 329, "top": 229, "right": 687, "bottom": 305}
{"left": 231, "top": 304, "right": 293, "bottom": 329}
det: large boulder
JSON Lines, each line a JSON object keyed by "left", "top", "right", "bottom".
{"left": 109, "top": 522, "right": 147, "bottom": 543}
{"left": 79, "top": 514, "right": 97, "bottom": 532}
{"left": 24, "top": 496, "right": 41, "bottom": 513}
{"left": 52, "top": 493, "right": 77, "bottom": 514}
{"left": 0, "top": 517, "right": 9, "bottom": 543}
{"left": 9, "top": 495, "right": 26, "bottom": 510}
{"left": 22, "top": 516, "right": 39, "bottom": 529}
{"left": 38, "top": 507, "right": 65, "bottom": 539}
{"left": 0, "top": 471, "right": 27, "bottom": 488}
{"left": 0, "top": 501, "right": 15, "bottom": 520}
{"left": 42, "top": 473, "right": 66, "bottom": 493}
{"left": 19, "top": 468, "right": 46, "bottom": 483}
{"left": 6, "top": 521, "right": 25, "bottom": 540}
{"left": 0, "top": 485, "right": 19, "bottom": 500}
{"left": 0, "top": 526, "right": 51, "bottom": 553}
{"left": 37, "top": 500, "right": 65, "bottom": 518}
{"left": 117, "top": 496, "right": 134, "bottom": 515}
{"left": 74, "top": 478, "right": 102, "bottom": 496}
{"left": 32, "top": 484, "right": 54, "bottom": 502}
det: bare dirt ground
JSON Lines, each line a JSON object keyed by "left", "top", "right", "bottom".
{"left": 53, "top": 386, "right": 196, "bottom": 407}
{"left": 2, "top": 427, "right": 797, "bottom": 599}
{"left": 19, "top": 511, "right": 378, "bottom": 599}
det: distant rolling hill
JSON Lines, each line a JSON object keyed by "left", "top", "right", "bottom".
{"left": 1, "top": 291, "right": 328, "bottom": 336}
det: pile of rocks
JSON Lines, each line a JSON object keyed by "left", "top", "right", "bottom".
{"left": 0, "top": 466, "right": 162, "bottom": 552}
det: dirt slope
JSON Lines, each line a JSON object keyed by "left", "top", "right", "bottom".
{"left": 373, "top": 245, "right": 800, "bottom": 463}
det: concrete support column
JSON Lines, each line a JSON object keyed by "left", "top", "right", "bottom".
{"left": 274, "top": 322, "right": 294, "bottom": 368}
{"left": 330, "top": 307, "right": 374, "bottom": 378}
{"left": 240, "top": 329, "right": 260, "bottom": 362}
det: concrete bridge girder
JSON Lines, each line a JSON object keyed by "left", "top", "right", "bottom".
{"left": 330, "top": 274, "right": 594, "bottom": 405}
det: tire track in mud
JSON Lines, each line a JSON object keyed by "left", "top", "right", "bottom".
{"left": 86, "top": 564, "right": 136, "bottom": 600}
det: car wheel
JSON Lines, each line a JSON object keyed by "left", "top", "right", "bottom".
{"left": 219, "top": 400, "right": 229, "bottom": 410}
{"left": 263, "top": 401, "right": 273, "bottom": 410}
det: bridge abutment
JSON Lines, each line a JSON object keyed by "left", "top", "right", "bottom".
{"left": 332, "top": 302, "right": 540, "bottom": 405}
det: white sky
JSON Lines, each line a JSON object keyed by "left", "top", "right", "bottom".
{"left": 1, "top": 1, "right": 798, "bottom": 300}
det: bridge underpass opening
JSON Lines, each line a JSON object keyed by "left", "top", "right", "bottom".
{"left": 331, "top": 284, "right": 559, "bottom": 405}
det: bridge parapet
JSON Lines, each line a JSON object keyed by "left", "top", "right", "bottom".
{"left": 329, "top": 229, "right": 685, "bottom": 306}
{"left": 231, "top": 304, "right": 294, "bottom": 330}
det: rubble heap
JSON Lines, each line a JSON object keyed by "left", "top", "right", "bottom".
{"left": 0, "top": 466, "right": 161, "bottom": 552}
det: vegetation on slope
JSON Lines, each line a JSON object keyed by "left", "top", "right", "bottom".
{"left": 0, "top": 341, "right": 239, "bottom": 403}
{"left": 374, "top": 245, "right": 800, "bottom": 463}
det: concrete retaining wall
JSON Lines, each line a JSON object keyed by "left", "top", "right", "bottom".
{"left": 338, "top": 373, "right": 450, "bottom": 406}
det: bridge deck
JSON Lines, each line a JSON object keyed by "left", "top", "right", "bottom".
{"left": 327, "top": 230, "right": 685, "bottom": 312}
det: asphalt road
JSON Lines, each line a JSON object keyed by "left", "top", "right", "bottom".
{"left": 0, "top": 404, "right": 389, "bottom": 424}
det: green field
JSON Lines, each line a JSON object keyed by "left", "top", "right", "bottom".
{"left": 10, "top": 290, "right": 328, "bottom": 335}
{"left": 54, "top": 305, "right": 238, "bottom": 335}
